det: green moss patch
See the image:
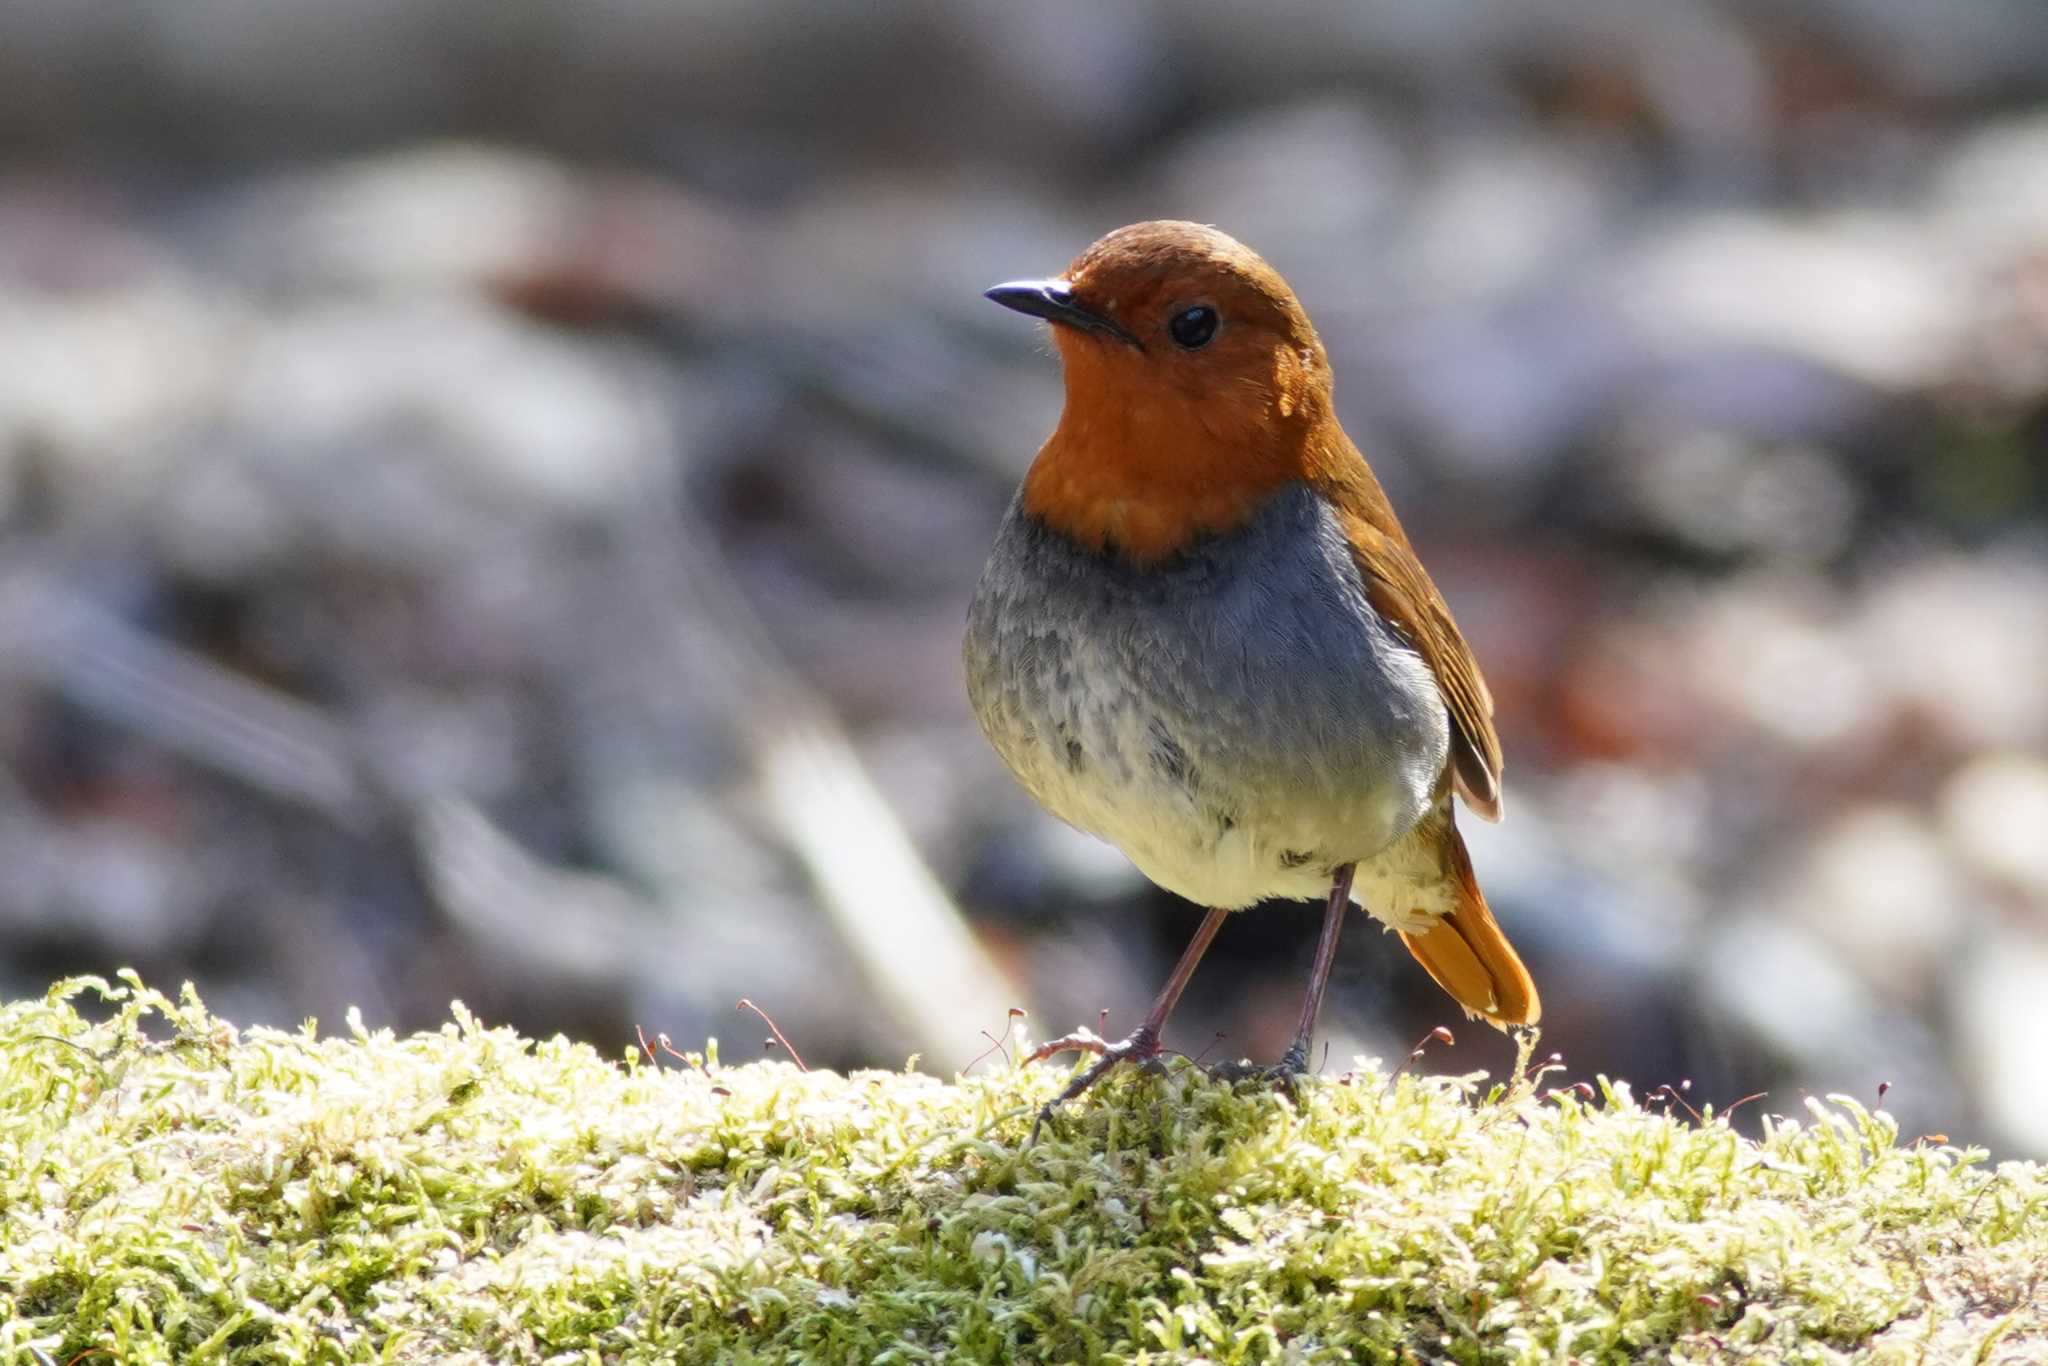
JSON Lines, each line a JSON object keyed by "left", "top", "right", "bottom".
{"left": 3, "top": 975, "right": 2042, "bottom": 1363}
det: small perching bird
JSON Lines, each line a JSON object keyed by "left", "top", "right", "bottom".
{"left": 964, "top": 221, "right": 1538, "bottom": 1130}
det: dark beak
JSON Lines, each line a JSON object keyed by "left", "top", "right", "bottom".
{"left": 983, "top": 278, "right": 1142, "bottom": 350}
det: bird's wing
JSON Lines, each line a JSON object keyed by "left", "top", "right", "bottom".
{"left": 1338, "top": 505, "right": 1504, "bottom": 822}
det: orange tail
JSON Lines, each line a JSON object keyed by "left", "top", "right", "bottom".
{"left": 1395, "top": 816, "right": 1540, "bottom": 1028}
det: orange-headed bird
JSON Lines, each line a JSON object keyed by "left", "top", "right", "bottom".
{"left": 965, "top": 221, "right": 1538, "bottom": 1130}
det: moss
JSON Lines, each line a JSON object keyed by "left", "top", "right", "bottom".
{"left": 2, "top": 974, "right": 2042, "bottom": 1364}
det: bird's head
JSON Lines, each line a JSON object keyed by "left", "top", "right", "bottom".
{"left": 987, "top": 221, "right": 1342, "bottom": 563}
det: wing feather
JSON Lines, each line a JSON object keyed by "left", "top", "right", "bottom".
{"left": 1325, "top": 457, "right": 1504, "bottom": 822}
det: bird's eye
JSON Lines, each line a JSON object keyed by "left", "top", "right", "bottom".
{"left": 1167, "top": 305, "right": 1218, "bottom": 350}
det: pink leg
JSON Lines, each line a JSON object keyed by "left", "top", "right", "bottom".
{"left": 1026, "top": 904, "right": 1230, "bottom": 1138}
{"left": 1279, "top": 862, "right": 1356, "bottom": 1075}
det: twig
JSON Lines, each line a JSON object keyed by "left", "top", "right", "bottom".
{"left": 737, "top": 998, "right": 807, "bottom": 1071}
{"left": 1649, "top": 1079, "right": 1704, "bottom": 1124}
{"left": 1387, "top": 1025, "right": 1455, "bottom": 1090}
{"left": 1724, "top": 1092, "right": 1768, "bottom": 1121}
{"left": 963, "top": 1008, "right": 1026, "bottom": 1074}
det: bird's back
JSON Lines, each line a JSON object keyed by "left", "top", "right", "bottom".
{"left": 964, "top": 483, "right": 1451, "bottom": 909}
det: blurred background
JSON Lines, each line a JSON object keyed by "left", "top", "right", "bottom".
{"left": 2, "top": 1, "right": 2045, "bottom": 1157}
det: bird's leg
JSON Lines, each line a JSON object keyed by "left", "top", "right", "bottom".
{"left": 1276, "top": 862, "right": 1357, "bottom": 1077}
{"left": 1026, "top": 904, "right": 1230, "bottom": 1139}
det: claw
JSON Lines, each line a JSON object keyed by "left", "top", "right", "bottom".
{"left": 1022, "top": 1028, "right": 1115, "bottom": 1065}
{"left": 1206, "top": 1045, "right": 1312, "bottom": 1096}
{"left": 1026, "top": 1023, "right": 1162, "bottom": 1142}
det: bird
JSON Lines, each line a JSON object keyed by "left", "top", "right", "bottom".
{"left": 963, "top": 221, "right": 1539, "bottom": 1132}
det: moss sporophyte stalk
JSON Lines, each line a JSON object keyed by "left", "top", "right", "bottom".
{"left": 2, "top": 973, "right": 2042, "bottom": 1363}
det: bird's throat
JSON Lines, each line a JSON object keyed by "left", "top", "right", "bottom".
{"left": 1021, "top": 455, "right": 1276, "bottom": 564}
{"left": 1019, "top": 401, "right": 1330, "bottom": 565}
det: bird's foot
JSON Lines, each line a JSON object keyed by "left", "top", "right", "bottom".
{"left": 1209, "top": 1042, "right": 1314, "bottom": 1095}
{"left": 1024, "top": 1024, "right": 1163, "bottom": 1142}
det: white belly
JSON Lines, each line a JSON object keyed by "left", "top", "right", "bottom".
{"left": 965, "top": 485, "right": 1453, "bottom": 912}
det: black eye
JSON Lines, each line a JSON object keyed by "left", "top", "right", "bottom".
{"left": 1168, "top": 305, "right": 1218, "bottom": 350}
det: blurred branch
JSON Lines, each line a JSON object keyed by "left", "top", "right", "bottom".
{"left": 754, "top": 719, "right": 1023, "bottom": 1067}
{"left": 414, "top": 795, "right": 658, "bottom": 986}
{"left": 616, "top": 383, "right": 1031, "bottom": 1068}
{"left": 0, "top": 568, "right": 369, "bottom": 821}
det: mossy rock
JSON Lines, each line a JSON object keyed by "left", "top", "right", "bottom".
{"left": 1, "top": 974, "right": 2042, "bottom": 1363}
